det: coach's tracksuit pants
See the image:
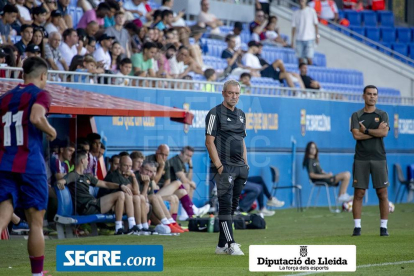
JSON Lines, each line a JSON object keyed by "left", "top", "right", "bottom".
{"left": 214, "top": 164, "right": 249, "bottom": 247}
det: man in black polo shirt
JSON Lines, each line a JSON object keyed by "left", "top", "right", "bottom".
{"left": 99, "top": 155, "right": 151, "bottom": 235}
{"left": 350, "top": 85, "right": 390, "bottom": 237}
{"left": 56, "top": 150, "right": 132, "bottom": 235}
{"left": 14, "top": 24, "right": 33, "bottom": 55}
{"left": 169, "top": 146, "right": 196, "bottom": 200}
{"left": 299, "top": 63, "right": 320, "bottom": 90}
{"left": 32, "top": 6, "right": 49, "bottom": 39}
{"left": 205, "top": 79, "right": 249, "bottom": 255}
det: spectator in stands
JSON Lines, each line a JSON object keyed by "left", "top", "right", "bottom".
{"left": 159, "top": 0, "right": 186, "bottom": 27}
{"left": 14, "top": 24, "right": 33, "bottom": 55}
{"left": 45, "top": 10, "right": 62, "bottom": 35}
{"left": 32, "top": 6, "right": 49, "bottom": 39}
{"left": 264, "top": 21, "right": 288, "bottom": 46}
{"left": 198, "top": 0, "right": 223, "bottom": 38}
{"left": 139, "top": 161, "right": 185, "bottom": 233}
{"left": 124, "top": 0, "right": 152, "bottom": 24}
{"left": 131, "top": 41, "right": 156, "bottom": 77}
{"left": 145, "top": 144, "right": 210, "bottom": 220}
{"left": 0, "top": 5, "right": 18, "bottom": 45}
{"left": 299, "top": 63, "right": 320, "bottom": 90}
{"left": 104, "top": 0, "right": 120, "bottom": 28}
{"left": 78, "top": 2, "right": 111, "bottom": 29}
{"left": 250, "top": 10, "right": 268, "bottom": 42}
{"left": 15, "top": 0, "right": 32, "bottom": 25}
{"left": 303, "top": 141, "right": 353, "bottom": 203}
{"left": 57, "top": 0, "right": 72, "bottom": 28}
{"left": 175, "top": 45, "right": 204, "bottom": 75}
{"left": 105, "top": 11, "right": 130, "bottom": 56}
{"left": 269, "top": 16, "right": 280, "bottom": 35}
{"left": 86, "top": 35, "right": 97, "bottom": 54}
{"left": 255, "top": 0, "right": 271, "bottom": 16}
{"left": 108, "top": 154, "right": 120, "bottom": 174}
{"left": 85, "top": 21, "right": 99, "bottom": 38}
{"left": 57, "top": 150, "right": 131, "bottom": 235}
{"left": 239, "top": 72, "right": 252, "bottom": 94}
{"left": 169, "top": 146, "right": 197, "bottom": 199}
{"left": 114, "top": 57, "right": 133, "bottom": 85}
{"left": 292, "top": 0, "right": 319, "bottom": 65}
{"left": 60, "top": 28, "right": 83, "bottom": 68}
{"left": 309, "top": 0, "right": 339, "bottom": 23}
{"left": 131, "top": 151, "right": 145, "bottom": 173}
{"left": 243, "top": 41, "right": 298, "bottom": 88}
{"left": 110, "top": 41, "right": 123, "bottom": 71}
{"left": 94, "top": 33, "right": 114, "bottom": 70}
{"left": 203, "top": 68, "right": 217, "bottom": 92}
{"left": 221, "top": 34, "right": 249, "bottom": 77}
{"left": 155, "top": 9, "right": 173, "bottom": 31}
{"left": 73, "top": 55, "right": 103, "bottom": 83}
{"left": 228, "top": 21, "right": 243, "bottom": 51}
{"left": 45, "top": 31, "right": 68, "bottom": 71}
{"left": 31, "top": 28, "right": 45, "bottom": 58}
{"left": 368, "top": 0, "right": 385, "bottom": 11}
{"left": 25, "top": 44, "right": 41, "bottom": 58}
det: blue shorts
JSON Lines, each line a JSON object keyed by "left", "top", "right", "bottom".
{"left": 0, "top": 171, "right": 48, "bottom": 210}
{"left": 295, "top": 40, "right": 315, "bottom": 59}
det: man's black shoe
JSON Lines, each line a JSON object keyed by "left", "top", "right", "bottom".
{"left": 352, "top": 227, "right": 361, "bottom": 236}
{"left": 114, "top": 228, "right": 125, "bottom": 235}
{"left": 380, "top": 227, "right": 389, "bottom": 236}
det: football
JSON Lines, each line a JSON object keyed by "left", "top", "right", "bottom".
{"left": 389, "top": 201, "right": 395, "bottom": 213}
{"left": 342, "top": 200, "right": 353, "bottom": 212}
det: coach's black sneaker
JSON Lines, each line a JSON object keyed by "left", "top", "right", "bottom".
{"left": 380, "top": 227, "right": 389, "bottom": 236}
{"left": 126, "top": 225, "right": 139, "bottom": 235}
{"left": 114, "top": 228, "right": 125, "bottom": 235}
{"left": 352, "top": 227, "right": 361, "bottom": 236}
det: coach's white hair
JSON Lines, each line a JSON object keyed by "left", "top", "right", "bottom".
{"left": 223, "top": 79, "right": 241, "bottom": 92}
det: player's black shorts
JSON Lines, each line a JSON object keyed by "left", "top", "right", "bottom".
{"left": 311, "top": 175, "right": 338, "bottom": 186}
{"left": 81, "top": 199, "right": 101, "bottom": 215}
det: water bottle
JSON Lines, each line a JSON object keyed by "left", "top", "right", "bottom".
{"left": 208, "top": 214, "right": 215, "bottom": 233}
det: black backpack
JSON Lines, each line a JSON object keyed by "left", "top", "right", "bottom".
{"left": 246, "top": 214, "right": 266, "bottom": 229}
{"left": 188, "top": 217, "right": 220, "bottom": 232}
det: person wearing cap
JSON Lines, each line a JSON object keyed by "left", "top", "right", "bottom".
{"left": 25, "top": 44, "right": 42, "bottom": 57}
{"left": 228, "top": 22, "right": 243, "bottom": 51}
{"left": 45, "top": 31, "right": 68, "bottom": 71}
{"left": 105, "top": 11, "right": 130, "bottom": 56}
{"left": 242, "top": 41, "right": 298, "bottom": 88}
{"left": 45, "top": 10, "right": 62, "bottom": 35}
{"left": 60, "top": 28, "right": 83, "bottom": 66}
{"left": 93, "top": 34, "right": 114, "bottom": 70}
{"left": 16, "top": 0, "right": 33, "bottom": 25}
{"left": 32, "top": 6, "right": 49, "bottom": 39}
{"left": 77, "top": 2, "right": 111, "bottom": 29}
{"left": 0, "top": 5, "right": 18, "bottom": 45}
{"left": 14, "top": 24, "right": 33, "bottom": 55}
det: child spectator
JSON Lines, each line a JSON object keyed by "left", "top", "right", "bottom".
{"left": 239, "top": 72, "right": 252, "bottom": 94}
{"left": 115, "top": 57, "right": 133, "bottom": 86}
{"left": 203, "top": 68, "right": 217, "bottom": 92}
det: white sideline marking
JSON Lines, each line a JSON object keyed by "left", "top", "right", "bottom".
{"left": 286, "top": 260, "right": 414, "bottom": 276}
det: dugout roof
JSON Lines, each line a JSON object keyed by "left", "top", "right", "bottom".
{"left": 0, "top": 82, "right": 193, "bottom": 124}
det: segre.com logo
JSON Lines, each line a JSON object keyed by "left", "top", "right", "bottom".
{"left": 56, "top": 245, "right": 163, "bottom": 272}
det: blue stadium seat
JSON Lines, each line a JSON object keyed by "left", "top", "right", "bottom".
{"left": 338, "top": 10, "right": 345, "bottom": 20}
{"left": 378, "top": 11, "right": 394, "bottom": 27}
{"left": 345, "top": 10, "right": 362, "bottom": 26}
{"left": 396, "top": 27, "right": 412, "bottom": 43}
{"left": 76, "top": 8, "right": 83, "bottom": 28}
{"left": 361, "top": 10, "right": 377, "bottom": 27}
{"left": 240, "top": 32, "right": 251, "bottom": 44}
{"left": 392, "top": 43, "right": 408, "bottom": 59}
{"left": 380, "top": 27, "right": 396, "bottom": 43}
{"left": 379, "top": 42, "right": 392, "bottom": 55}
{"left": 408, "top": 44, "right": 414, "bottom": 59}
{"left": 350, "top": 27, "right": 365, "bottom": 41}
{"left": 219, "top": 26, "right": 233, "bottom": 34}
{"left": 365, "top": 27, "right": 380, "bottom": 42}
{"left": 313, "top": 52, "right": 327, "bottom": 67}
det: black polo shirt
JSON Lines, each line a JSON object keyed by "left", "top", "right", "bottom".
{"left": 205, "top": 103, "right": 247, "bottom": 166}
{"left": 301, "top": 74, "right": 319, "bottom": 90}
{"left": 14, "top": 40, "right": 28, "bottom": 55}
{"left": 169, "top": 154, "right": 187, "bottom": 182}
{"left": 351, "top": 108, "right": 389, "bottom": 161}
{"left": 97, "top": 170, "right": 131, "bottom": 198}
{"left": 65, "top": 171, "right": 98, "bottom": 214}
{"left": 32, "top": 23, "right": 48, "bottom": 38}
{"left": 221, "top": 49, "right": 238, "bottom": 71}
{"left": 145, "top": 154, "right": 171, "bottom": 187}
{"left": 135, "top": 172, "right": 154, "bottom": 195}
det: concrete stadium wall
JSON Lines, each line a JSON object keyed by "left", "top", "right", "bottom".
{"left": 57, "top": 83, "right": 414, "bottom": 208}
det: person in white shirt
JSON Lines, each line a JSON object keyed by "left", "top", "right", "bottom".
{"left": 242, "top": 41, "right": 297, "bottom": 88}
{"left": 292, "top": 0, "right": 319, "bottom": 65}
{"left": 45, "top": 10, "right": 62, "bottom": 35}
{"left": 115, "top": 58, "right": 133, "bottom": 86}
{"left": 60, "top": 28, "right": 83, "bottom": 66}
{"left": 123, "top": 0, "right": 152, "bottom": 24}
{"left": 16, "top": 0, "right": 32, "bottom": 25}
{"left": 93, "top": 33, "right": 114, "bottom": 70}
{"left": 198, "top": 0, "right": 223, "bottom": 37}
{"left": 45, "top": 31, "right": 68, "bottom": 71}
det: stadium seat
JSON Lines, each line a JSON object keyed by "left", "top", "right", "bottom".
{"left": 392, "top": 43, "right": 408, "bottom": 60}
{"left": 377, "top": 11, "right": 394, "bottom": 27}
{"left": 75, "top": 8, "right": 83, "bottom": 28}
{"left": 379, "top": 42, "right": 392, "bottom": 55}
{"left": 361, "top": 10, "right": 377, "bottom": 27}
{"left": 345, "top": 10, "right": 362, "bottom": 26}
{"left": 365, "top": 27, "right": 380, "bottom": 42}
{"left": 408, "top": 44, "right": 414, "bottom": 59}
{"left": 381, "top": 27, "right": 396, "bottom": 43}
{"left": 396, "top": 27, "right": 412, "bottom": 43}
{"left": 350, "top": 27, "right": 365, "bottom": 41}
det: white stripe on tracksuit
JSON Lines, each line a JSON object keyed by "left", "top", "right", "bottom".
{"left": 207, "top": 115, "right": 216, "bottom": 135}
{"left": 222, "top": 222, "right": 232, "bottom": 242}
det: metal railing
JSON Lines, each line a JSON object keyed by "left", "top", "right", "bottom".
{"left": 275, "top": 0, "right": 414, "bottom": 66}
{"left": 1, "top": 67, "right": 413, "bottom": 105}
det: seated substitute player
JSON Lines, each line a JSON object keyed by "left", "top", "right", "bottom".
{"left": 0, "top": 57, "right": 57, "bottom": 276}
{"left": 108, "top": 154, "right": 120, "bottom": 175}
{"left": 97, "top": 155, "right": 152, "bottom": 235}
{"left": 130, "top": 151, "right": 145, "bottom": 173}
{"left": 169, "top": 146, "right": 197, "bottom": 200}
{"left": 57, "top": 150, "right": 132, "bottom": 235}
{"left": 303, "top": 141, "right": 353, "bottom": 203}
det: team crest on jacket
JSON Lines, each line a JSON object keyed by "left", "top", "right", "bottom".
{"left": 240, "top": 116, "right": 244, "bottom": 123}
{"left": 228, "top": 176, "right": 233, "bottom": 183}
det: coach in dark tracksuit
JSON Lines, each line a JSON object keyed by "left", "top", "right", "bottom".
{"left": 205, "top": 79, "right": 249, "bottom": 256}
